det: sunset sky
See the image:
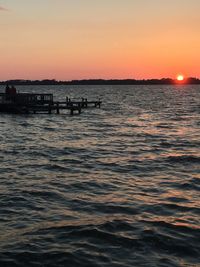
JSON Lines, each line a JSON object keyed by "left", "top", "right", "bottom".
{"left": 0, "top": 0, "right": 199, "bottom": 80}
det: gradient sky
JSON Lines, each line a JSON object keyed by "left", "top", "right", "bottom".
{"left": 0, "top": 0, "right": 200, "bottom": 80}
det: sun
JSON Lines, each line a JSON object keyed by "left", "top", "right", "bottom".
{"left": 177, "top": 74, "right": 184, "bottom": 81}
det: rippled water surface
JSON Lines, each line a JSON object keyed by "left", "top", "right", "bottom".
{"left": 0, "top": 85, "right": 200, "bottom": 267}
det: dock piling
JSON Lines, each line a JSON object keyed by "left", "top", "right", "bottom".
{"left": 48, "top": 103, "right": 52, "bottom": 114}
{"left": 56, "top": 102, "right": 60, "bottom": 114}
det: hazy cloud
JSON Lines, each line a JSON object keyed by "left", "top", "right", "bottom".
{"left": 0, "top": 6, "right": 8, "bottom": 11}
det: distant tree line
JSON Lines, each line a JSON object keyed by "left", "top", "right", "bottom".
{"left": 0, "top": 78, "right": 200, "bottom": 85}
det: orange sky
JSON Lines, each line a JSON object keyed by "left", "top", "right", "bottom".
{"left": 0, "top": 0, "right": 200, "bottom": 80}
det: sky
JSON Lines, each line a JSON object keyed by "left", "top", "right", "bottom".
{"left": 0, "top": 0, "right": 200, "bottom": 80}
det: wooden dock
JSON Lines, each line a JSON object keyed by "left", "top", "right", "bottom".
{"left": 0, "top": 93, "right": 102, "bottom": 115}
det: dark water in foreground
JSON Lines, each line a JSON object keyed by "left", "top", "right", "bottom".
{"left": 0, "top": 85, "right": 199, "bottom": 267}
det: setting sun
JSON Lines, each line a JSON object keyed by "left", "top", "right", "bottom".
{"left": 177, "top": 75, "right": 184, "bottom": 81}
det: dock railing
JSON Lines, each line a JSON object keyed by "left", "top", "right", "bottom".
{"left": 66, "top": 97, "right": 101, "bottom": 108}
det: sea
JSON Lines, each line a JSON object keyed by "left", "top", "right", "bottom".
{"left": 0, "top": 84, "right": 199, "bottom": 267}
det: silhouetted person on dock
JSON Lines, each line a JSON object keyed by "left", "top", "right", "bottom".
{"left": 10, "top": 85, "right": 17, "bottom": 95}
{"left": 5, "top": 84, "right": 11, "bottom": 100}
{"left": 5, "top": 84, "right": 17, "bottom": 101}
{"left": 5, "top": 85, "right": 16, "bottom": 95}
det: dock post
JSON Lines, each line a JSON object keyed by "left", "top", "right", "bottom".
{"left": 56, "top": 102, "right": 60, "bottom": 114}
{"left": 48, "top": 103, "right": 52, "bottom": 114}
{"left": 78, "top": 103, "right": 81, "bottom": 114}
{"left": 98, "top": 98, "right": 101, "bottom": 108}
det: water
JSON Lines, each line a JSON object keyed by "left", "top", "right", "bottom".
{"left": 0, "top": 85, "right": 199, "bottom": 267}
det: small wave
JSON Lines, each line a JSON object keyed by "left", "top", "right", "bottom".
{"left": 165, "top": 196, "right": 189, "bottom": 203}
{"left": 140, "top": 228, "right": 199, "bottom": 258}
{"left": 156, "top": 123, "right": 171, "bottom": 129}
{"left": 171, "top": 181, "right": 200, "bottom": 192}
{"left": 148, "top": 202, "right": 200, "bottom": 215}
{"left": 166, "top": 155, "right": 200, "bottom": 164}
{"left": 24, "top": 220, "right": 141, "bottom": 250}
{"left": 142, "top": 219, "right": 200, "bottom": 232}
{"left": 45, "top": 164, "right": 69, "bottom": 171}
{"left": 93, "top": 203, "right": 139, "bottom": 216}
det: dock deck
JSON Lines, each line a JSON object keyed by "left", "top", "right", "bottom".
{"left": 0, "top": 93, "right": 102, "bottom": 115}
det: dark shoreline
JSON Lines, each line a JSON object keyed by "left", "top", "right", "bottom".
{"left": 0, "top": 78, "right": 200, "bottom": 86}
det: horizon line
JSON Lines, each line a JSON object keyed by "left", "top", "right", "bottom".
{"left": 1, "top": 76, "right": 200, "bottom": 82}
